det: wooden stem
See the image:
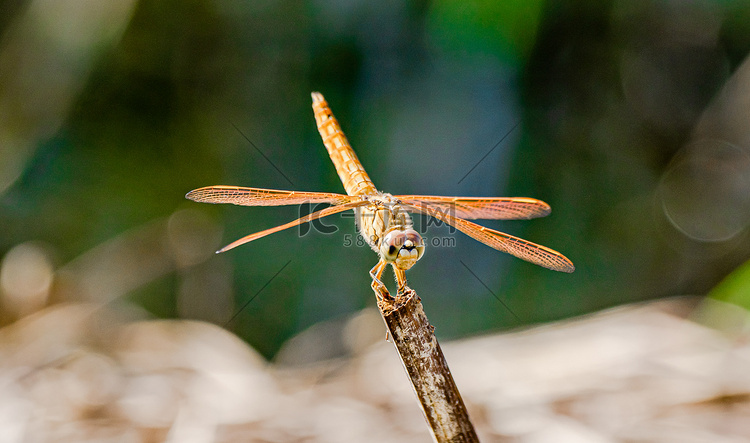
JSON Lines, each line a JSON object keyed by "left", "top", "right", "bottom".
{"left": 377, "top": 289, "right": 479, "bottom": 443}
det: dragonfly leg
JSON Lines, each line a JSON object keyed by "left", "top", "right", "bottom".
{"left": 392, "top": 266, "right": 411, "bottom": 297}
{"left": 369, "top": 260, "right": 393, "bottom": 301}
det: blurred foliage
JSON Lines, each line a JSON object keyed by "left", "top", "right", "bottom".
{"left": 708, "top": 258, "right": 750, "bottom": 311}
{"left": 1, "top": 0, "right": 750, "bottom": 359}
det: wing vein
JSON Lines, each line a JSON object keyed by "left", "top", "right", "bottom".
{"left": 217, "top": 199, "right": 369, "bottom": 253}
{"left": 403, "top": 202, "right": 574, "bottom": 273}
{"left": 186, "top": 186, "right": 354, "bottom": 207}
{"left": 397, "top": 195, "right": 551, "bottom": 220}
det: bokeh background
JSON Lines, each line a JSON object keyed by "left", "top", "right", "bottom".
{"left": 2, "top": 0, "right": 750, "bottom": 441}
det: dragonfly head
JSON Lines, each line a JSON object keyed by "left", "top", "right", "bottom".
{"left": 380, "top": 228, "right": 425, "bottom": 270}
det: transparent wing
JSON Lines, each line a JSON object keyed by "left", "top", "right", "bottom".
{"left": 186, "top": 186, "right": 355, "bottom": 207}
{"left": 396, "top": 195, "right": 551, "bottom": 220}
{"left": 217, "top": 199, "right": 369, "bottom": 253}
{"left": 403, "top": 202, "right": 574, "bottom": 273}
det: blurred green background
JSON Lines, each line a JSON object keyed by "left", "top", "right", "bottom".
{"left": 2, "top": 0, "right": 750, "bottom": 359}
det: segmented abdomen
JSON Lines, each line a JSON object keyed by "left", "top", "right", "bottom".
{"left": 312, "top": 93, "right": 377, "bottom": 197}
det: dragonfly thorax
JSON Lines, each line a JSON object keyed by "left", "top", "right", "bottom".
{"left": 363, "top": 192, "right": 399, "bottom": 207}
{"left": 355, "top": 192, "right": 425, "bottom": 270}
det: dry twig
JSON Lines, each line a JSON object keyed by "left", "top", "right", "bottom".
{"left": 378, "top": 289, "right": 479, "bottom": 442}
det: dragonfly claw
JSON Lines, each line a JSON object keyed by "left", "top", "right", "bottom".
{"left": 370, "top": 260, "right": 394, "bottom": 302}
{"left": 371, "top": 281, "right": 394, "bottom": 302}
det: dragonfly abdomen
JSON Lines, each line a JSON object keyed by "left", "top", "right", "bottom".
{"left": 312, "top": 93, "right": 377, "bottom": 197}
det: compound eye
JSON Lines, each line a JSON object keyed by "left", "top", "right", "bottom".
{"left": 381, "top": 231, "right": 405, "bottom": 261}
{"left": 403, "top": 229, "right": 424, "bottom": 249}
{"left": 401, "top": 229, "right": 425, "bottom": 261}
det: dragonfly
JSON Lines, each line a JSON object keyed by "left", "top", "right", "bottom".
{"left": 186, "top": 92, "right": 574, "bottom": 301}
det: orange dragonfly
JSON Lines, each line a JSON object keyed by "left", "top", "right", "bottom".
{"left": 186, "top": 92, "right": 574, "bottom": 300}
